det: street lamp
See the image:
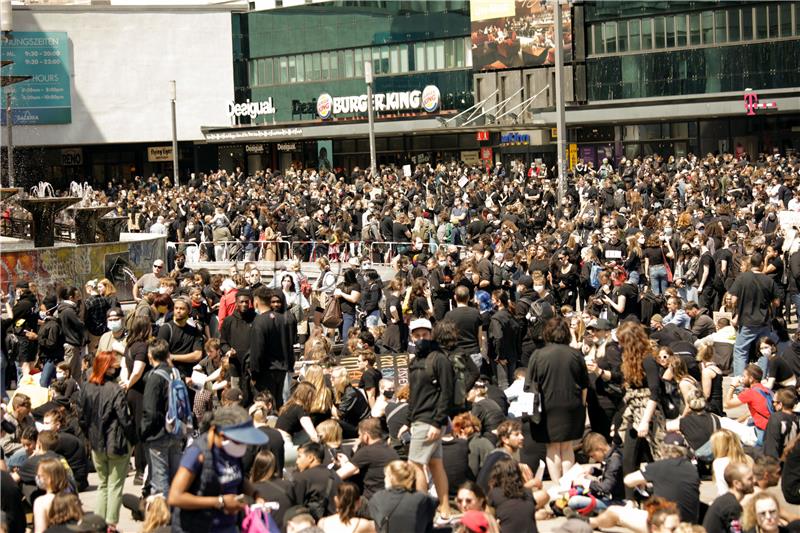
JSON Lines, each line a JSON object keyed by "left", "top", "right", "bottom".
{"left": 169, "top": 80, "right": 179, "bottom": 187}
{"left": 554, "top": 0, "right": 567, "bottom": 209}
{"left": 364, "top": 61, "right": 377, "bottom": 176}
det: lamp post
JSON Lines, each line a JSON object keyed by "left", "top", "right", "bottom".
{"left": 5, "top": 91, "right": 13, "bottom": 188}
{"left": 364, "top": 60, "right": 377, "bottom": 176}
{"left": 169, "top": 80, "right": 179, "bottom": 187}
{"left": 554, "top": 0, "right": 567, "bottom": 209}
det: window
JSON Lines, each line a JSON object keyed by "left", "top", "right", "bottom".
{"left": 296, "top": 55, "right": 304, "bottom": 82}
{"left": 768, "top": 4, "right": 778, "bottom": 37}
{"left": 249, "top": 61, "right": 258, "bottom": 86}
{"left": 345, "top": 49, "right": 354, "bottom": 78}
{"left": 686, "top": 13, "right": 699, "bottom": 45}
{"left": 603, "top": 21, "right": 617, "bottom": 53}
{"left": 675, "top": 14, "right": 687, "bottom": 46}
{"left": 728, "top": 9, "right": 741, "bottom": 41}
{"left": 593, "top": 23, "right": 603, "bottom": 54}
{"left": 311, "top": 53, "right": 320, "bottom": 81}
{"left": 426, "top": 41, "right": 435, "bottom": 70}
{"left": 755, "top": 4, "right": 767, "bottom": 39}
{"left": 665, "top": 16, "right": 675, "bottom": 47}
{"left": 264, "top": 58, "right": 273, "bottom": 85}
{"left": 628, "top": 19, "right": 641, "bottom": 51}
{"left": 414, "top": 42, "right": 425, "bottom": 70}
{"left": 354, "top": 48, "right": 363, "bottom": 78}
{"left": 642, "top": 18, "right": 653, "bottom": 49}
{"left": 702, "top": 11, "right": 714, "bottom": 44}
{"left": 380, "top": 46, "right": 389, "bottom": 74}
{"left": 288, "top": 56, "right": 296, "bottom": 83}
{"left": 320, "top": 52, "right": 329, "bottom": 80}
{"left": 742, "top": 7, "right": 753, "bottom": 40}
{"left": 454, "top": 39, "right": 464, "bottom": 67}
{"left": 715, "top": 11, "right": 727, "bottom": 43}
{"left": 435, "top": 40, "right": 445, "bottom": 69}
{"left": 779, "top": 4, "right": 792, "bottom": 37}
{"left": 329, "top": 51, "right": 339, "bottom": 80}
{"left": 372, "top": 47, "right": 380, "bottom": 74}
{"left": 654, "top": 16, "right": 665, "bottom": 48}
{"left": 444, "top": 39, "right": 455, "bottom": 68}
{"left": 617, "top": 20, "right": 627, "bottom": 52}
{"left": 400, "top": 44, "right": 410, "bottom": 71}
{"left": 279, "top": 56, "right": 288, "bottom": 84}
{"left": 304, "top": 54, "right": 313, "bottom": 81}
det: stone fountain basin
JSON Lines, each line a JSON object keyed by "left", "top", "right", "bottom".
{"left": 0, "top": 188, "right": 21, "bottom": 202}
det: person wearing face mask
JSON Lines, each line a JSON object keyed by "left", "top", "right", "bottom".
{"left": 168, "top": 405, "right": 268, "bottom": 533}
{"left": 33, "top": 294, "right": 64, "bottom": 388}
{"left": 95, "top": 308, "right": 127, "bottom": 362}
{"left": 77, "top": 351, "right": 136, "bottom": 527}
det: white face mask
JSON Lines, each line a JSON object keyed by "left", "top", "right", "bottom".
{"left": 107, "top": 319, "right": 123, "bottom": 333}
{"left": 158, "top": 287, "right": 168, "bottom": 294}
{"left": 533, "top": 285, "right": 545, "bottom": 293}
{"left": 56, "top": 371, "right": 66, "bottom": 381}
{"left": 221, "top": 439, "right": 248, "bottom": 458}
{"left": 760, "top": 347, "right": 773, "bottom": 358}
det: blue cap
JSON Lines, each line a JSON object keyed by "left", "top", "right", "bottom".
{"left": 218, "top": 420, "right": 269, "bottom": 446}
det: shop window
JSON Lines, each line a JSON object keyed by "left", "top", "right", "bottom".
{"left": 689, "top": 13, "right": 701, "bottom": 45}
{"left": 642, "top": 18, "right": 653, "bottom": 49}
{"left": 715, "top": 11, "right": 727, "bottom": 43}
{"left": 628, "top": 19, "right": 641, "bottom": 51}
{"left": 296, "top": 55, "right": 304, "bottom": 82}
{"left": 617, "top": 21, "right": 627, "bottom": 52}
{"left": 779, "top": 4, "right": 792, "bottom": 37}
{"left": 742, "top": 7, "right": 753, "bottom": 40}
{"left": 701, "top": 11, "right": 714, "bottom": 44}
{"left": 665, "top": 16, "right": 675, "bottom": 48}
{"left": 675, "top": 14, "right": 687, "bottom": 46}
{"left": 671, "top": 122, "right": 689, "bottom": 139}
{"left": 768, "top": 4, "right": 779, "bottom": 38}
{"left": 755, "top": 5, "right": 767, "bottom": 39}
{"left": 728, "top": 8, "right": 741, "bottom": 42}
{"left": 345, "top": 49, "right": 354, "bottom": 78}
{"left": 654, "top": 17, "right": 665, "bottom": 48}
{"left": 603, "top": 21, "right": 616, "bottom": 53}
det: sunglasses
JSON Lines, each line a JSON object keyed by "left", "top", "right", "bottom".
{"left": 153, "top": 264, "right": 164, "bottom": 269}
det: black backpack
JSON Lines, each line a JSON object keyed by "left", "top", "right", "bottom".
{"left": 425, "top": 349, "right": 479, "bottom": 413}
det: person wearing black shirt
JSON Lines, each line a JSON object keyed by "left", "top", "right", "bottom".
{"left": 219, "top": 291, "right": 255, "bottom": 397}
{"left": 42, "top": 409, "right": 89, "bottom": 492}
{"left": 292, "top": 442, "right": 341, "bottom": 522}
{"left": 487, "top": 455, "right": 538, "bottom": 533}
{"left": 697, "top": 245, "right": 718, "bottom": 311}
{"left": 334, "top": 270, "right": 362, "bottom": 356}
{"left": 444, "top": 286, "right": 483, "bottom": 367}
{"left": 602, "top": 270, "right": 640, "bottom": 326}
{"left": 767, "top": 339, "right": 800, "bottom": 390}
{"left": 357, "top": 350, "right": 383, "bottom": 408}
{"left": 248, "top": 449, "right": 294, "bottom": 527}
{"left": 336, "top": 418, "right": 399, "bottom": 500}
{"left": 703, "top": 462, "right": 753, "bottom": 533}
{"left": 156, "top": 298, "right": 203, "bottom": 378}
{"left": 763, "top": 389, "right": 800, "bottom": 460}
{"left": 121, "top": 316, "right": 152, "bottom": 484}
{"left": 625, "top": 443, "right": 701, "bottom": 523}
{"left": 250, "top": 288, "right": 297, "bottom": 408}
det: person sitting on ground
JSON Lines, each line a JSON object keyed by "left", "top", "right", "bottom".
{"left": 367, "top": 460, "right": 437, "bottom": 533}
{"left": 336, "top": 417, "right": 399, "bottom": 500}
{"left": 564, "top": 432, "right": 624, "bottom": 516}
{"left": 317, "top": 482, "right": 376, "bottom": 533}
{"left": 763, "top": 388, "right": 799, "bottom": 460}
{"left": 702, "top": 462, "right": 755, "bottom": 533}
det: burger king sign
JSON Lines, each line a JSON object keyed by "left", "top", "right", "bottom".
{"left": 316, "top": 93, "right": 333, "bottom": 120}
{"left": 316, "top": 85, "right": 441, "bottom": 119}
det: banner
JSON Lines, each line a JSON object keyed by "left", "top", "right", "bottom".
{"left": 317, "top": 140, "right": 333, "bottom": 171}
{"left": 470, "top": 0, "right": 572, "bottom": 71}
{"left": 1, "top": 32, "right": 72, "bottom": 125}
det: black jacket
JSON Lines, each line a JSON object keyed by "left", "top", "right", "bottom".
{"left": 79, "top": 380, "right": 136, "bottom": 456}
{"left": 57, "top": 301, "right": 86, "bottom": 347}
{"left": 291, "top": 465, "right": 341, "bottom": 521}
{"left": 250, "top": 310, "right": 297, "bottom": 374}
{"left": 140, "top": 362, "right": 172, "bottom": 442}
{"left": 588, "top": 445, "right": 624, "bottom": 501}
{"left": 368, "top": 488, "right": 437, "bottom": 533}
{"left": 219, "top": 309, "right": 255, "bottom": 378}
{"left": 54, "top": 432, "right": 89, "bottom": 491}
{"left": 407, "top": 341, "right": 454, "bottom": 428}
{"left": 36, "top": 316, "right": 64, "bottom": 362}
{"left": 489, "top": 308, "right": 521, "bottom": 364}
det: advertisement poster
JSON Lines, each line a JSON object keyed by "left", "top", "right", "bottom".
{"left": 316, "top": 140, "right": 333, "bottom": 171}
{"left": 470, "top": 0, "right": 572, "bottom": 71}
{"left": 1, "top": 32, "right": 72, "bottom": 125}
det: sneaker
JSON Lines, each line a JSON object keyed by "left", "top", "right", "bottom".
{"left": 133, "top": 472, "right": 144, "bottom": 486}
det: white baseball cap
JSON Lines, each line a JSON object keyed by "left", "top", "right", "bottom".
{"left": 409, "top": 318, "right": 432, "bottom": 332}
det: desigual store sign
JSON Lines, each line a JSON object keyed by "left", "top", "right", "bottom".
{"left": 317, "top": 85, "right": 441, "bottom": 119}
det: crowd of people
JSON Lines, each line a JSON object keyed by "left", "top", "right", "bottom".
{"left": 1, "top": 148, "right": 800, "bottom": 533}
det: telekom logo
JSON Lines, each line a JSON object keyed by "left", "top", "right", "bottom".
{"left": 744, "top": 90, "right": 778, "bottom": 116}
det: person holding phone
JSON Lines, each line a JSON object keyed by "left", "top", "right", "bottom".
{"left": 168, "top": 405, "right": 268, "bottom": 533}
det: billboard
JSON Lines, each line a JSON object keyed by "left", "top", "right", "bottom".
{"left": 470, "top": 0, "right": 572, "bottom": 71}
{"left": 317, "top": 140, "right": 332, "bottom": 171}
{"left": 1, "top": 32, "right": 72, "bottom": 125}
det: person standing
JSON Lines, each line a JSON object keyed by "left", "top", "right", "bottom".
{"left": 58, "top": 287, "right": 87, "bottom": 383}
{"left": 525, "top": 317, "right": 589, "bottom": 481}
{"left": 33, "top": 294, "right": 63, "bottom": 388}
{"left": 219, "top": 291, "right": 255, "bottom": 399}
{"left": 489, "top": 290, "right": 521, "bottom": 390}
{"left": 78, "top": 351, "right": 136, "bottom": 527}
{"left": 729, "top": 253, "right": 778, "bottom": 377}
{"left": 157, "top": 298, "right": 203, "bottom": 379}
{"left": 405, "top": 318, "right": 455, "bottom": 522}
{"left": 444, "top": 286, "right": 483, "bottom": 371}
{"left": 250, "top": 287, "right": 297, "bottom": 408}
{"left": 120, "top": 316, "right": 152, "bottom": 486}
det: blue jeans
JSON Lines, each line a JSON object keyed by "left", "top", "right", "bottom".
{"left": 147, "top": 435, "right": 184, "bottom": 497}
{"left": 341, "top": 312, "right": 356, "bottom": 354}
{"left": 649, "top": 264, "right": 668, "bottom": 296}
{"left": 39, "top": 360, "right": 58, "bottom": 388}
{"left": 7, "top": 449, "right": 29, "bottom": 469}
{"left": 568, "top": 495, "right": 609, "bottom": 514}
{"left": 732, "top": 325, "right": 775, "bottom": 377}
{"left": 792, "top": 293, "right": 800, "bottom": 325}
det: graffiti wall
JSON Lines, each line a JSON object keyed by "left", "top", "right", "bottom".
{"left": 0, "top": 234, "right": 166, "bottom": 301}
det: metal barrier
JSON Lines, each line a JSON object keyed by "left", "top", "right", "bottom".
{"left": 1, "top": 216, "right": 76, "bottom": 243}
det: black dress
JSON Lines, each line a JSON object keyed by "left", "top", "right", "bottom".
{"left": 525, "top": 343, "right": 589, "bottom": 443}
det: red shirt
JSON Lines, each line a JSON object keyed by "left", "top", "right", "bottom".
{"left": 737, "top": 383, "right": 772, "bottom": 430}
{"left": 217, "top": 288, "right": 238, "bottom": 325}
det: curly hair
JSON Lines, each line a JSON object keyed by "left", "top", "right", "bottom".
{"left": 618, "top": 321, "right": 652, "bottom": 387}
{"left": 488, "top": 456, "right": 525, "bottom": 500}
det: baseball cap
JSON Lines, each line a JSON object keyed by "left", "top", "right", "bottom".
{"left": 218, "top": 419, "right": 269, "bottom": 446}
{"left": 587, "top": 318, "right": 613, "bottom": 331}
{"left": 409, "top": 318, "right": 432, "bottom": 332}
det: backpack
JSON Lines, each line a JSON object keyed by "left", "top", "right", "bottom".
{"left": 754, "top": 387, "right": 776, "bottom": 415}
{"left": 425, "top": 349, "right": 479, "bottom": 412}
{"left": 154, "top": 366, "right": 194, "bottom": 438}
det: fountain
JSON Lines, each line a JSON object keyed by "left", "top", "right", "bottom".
{"left": 14, "top": 182, "right": 81, "bottom": 248}
{"left": 97, "top": 207, "right": 129, "bottom": 243}
{"left": 0, "top": 187, "right": 21, "bottom": 202}
{"left": 67, "top": 182, "right": 114, "bottom": 244}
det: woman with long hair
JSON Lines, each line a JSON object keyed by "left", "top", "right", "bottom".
{"left": 318, "top": 482, "right": 377, "bottom": 533}
{"left": 303, "top": 364, "right": 334, "bottom": 426}
{"left": 275, "top": 381, "right": 320, "bottom": 463}
{"left": 121, "top": 316, "right": 153, "bottom": 484}
{"left": 618, "top": 321, "right": 666, "bottom": 492}
{"left": 33, "top": 457, "right": 70, "bottom": 533}
{"left": 141, "top": 495, "right": 172, "bottom": 533}
{"left": 526, "top": 317, "right": 588, "bottom": 481}
{"left": 487, "top": 456, "right": 537, "bottom": 533}
{"left": 740, "top": 492, "right": 783, "bottom": 533}
{"left": 710, "top": 429, "right": 754, "bottom": 495}
{"left": 46, "top": 492, "right": 83, "bottom": 530}
{"left": 249, "top": 450, "right": 294, "bottom": 527}
{"left": 78, "top": 351, "right": 136, "bottom": 527}
{"left": 331, "top": 366, "right": 370, "bottom": 439}
{"left": 368, "top": 461, "right": 437, "bottom": 533}
{"left": 665, "top": 355, "right": 700, "bottom": 417}
{"left": 643, "top": 233, "right": 674, "bottom": 296}
{"left": 696, "top": 343, "right": 724, "bottom": 415}
{"left": 383, "top": 277, "right": 407, "bottom": 353}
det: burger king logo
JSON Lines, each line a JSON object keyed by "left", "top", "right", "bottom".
{"left": 317, "top": 93, "right": 333, "bottom": 119}
{"left": 421, "top": 85, "right": 440, "bottom": 113}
